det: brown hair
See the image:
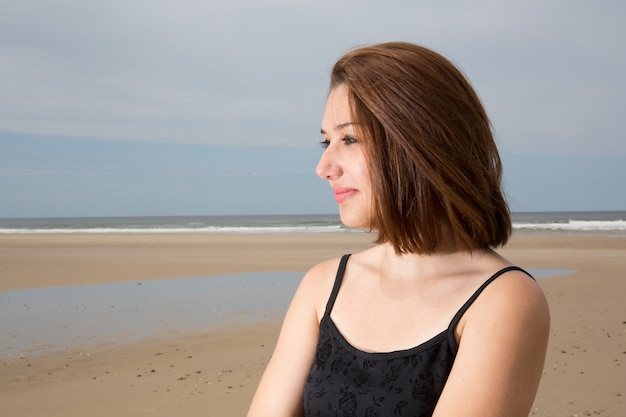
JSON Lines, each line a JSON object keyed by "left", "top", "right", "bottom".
{"left": 330, "top": 42, "right": 511, "bottom": 254}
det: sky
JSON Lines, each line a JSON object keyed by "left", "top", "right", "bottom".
{"left": 1, "top": 0, "right": 625, "bottom": 218}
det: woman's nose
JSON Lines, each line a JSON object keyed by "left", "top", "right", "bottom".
{"left": 316, "top": 148, "right": 342, "bottom": 180}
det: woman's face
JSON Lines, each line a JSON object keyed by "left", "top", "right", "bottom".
{"left": 317, "top": 85, "right": 373, "bottom": 229}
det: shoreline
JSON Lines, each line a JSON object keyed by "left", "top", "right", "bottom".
{"left": 1, "top": 231, "right": 624, "bottom": 292}
{"left": 1, "top": 232, "right": 624, "bottom": 416}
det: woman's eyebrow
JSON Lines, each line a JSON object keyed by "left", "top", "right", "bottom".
{"left": 320, "top": 122, "right": 355, "bottom": 135}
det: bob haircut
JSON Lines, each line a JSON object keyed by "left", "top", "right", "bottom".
{"left": 329, "top": 42, "right": 511, "bottom": 254}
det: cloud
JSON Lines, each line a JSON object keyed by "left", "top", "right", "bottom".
{"left": 0, "top": 0, "right": 624, "bottom": 156}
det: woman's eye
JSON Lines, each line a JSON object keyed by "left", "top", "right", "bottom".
{"left": 319, "top": 136, "right": 356, "bottom": 149}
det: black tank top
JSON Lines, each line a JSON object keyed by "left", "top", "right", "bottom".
{"left": 303, "top": 254, "right": 533, "bottom": 417}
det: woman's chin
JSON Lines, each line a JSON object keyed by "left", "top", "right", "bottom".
{"left": 338, "top": 213, "right": 372, "bottom": 230}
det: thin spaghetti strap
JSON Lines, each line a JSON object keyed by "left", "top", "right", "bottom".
{"left": 447, "top": 266, "right": 535, "bottom": 351}
{"left": 324, "top": 254, "right": 351, "bottom": 316}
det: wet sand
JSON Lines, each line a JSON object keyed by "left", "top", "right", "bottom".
{"left": 0, "top": 232, "right": 624, "bottom": 416}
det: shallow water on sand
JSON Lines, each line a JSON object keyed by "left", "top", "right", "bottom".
{"left": 0, "top": 268, "right": 571, "bottom": 358}
{"left": 0, "top": 271, "right": 302, "bottom": 358}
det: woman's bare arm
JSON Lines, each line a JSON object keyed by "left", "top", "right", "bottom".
{"left": 433, "top": 270, "right": 550, "bottom": 417}
{"left": 246, "top": 259, "right": 338, "bottom": 417}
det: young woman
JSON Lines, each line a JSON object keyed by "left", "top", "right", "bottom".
{"left": 247, "top": 42, "right": 550, "bottom": 417}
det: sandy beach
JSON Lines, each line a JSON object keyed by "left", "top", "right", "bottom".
{"left": 1, "top": 232, "right": 624, "bottom": 416}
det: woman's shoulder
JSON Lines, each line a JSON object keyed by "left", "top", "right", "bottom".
{"left": 472, "top": 251, "right": 548, "bottom": 312}
{"left": 458, "top": 258, "right": 550, "bottom": 340}
{"left": 302, "top": 255, "right": 344, "bottom": 283}
{"left": 488, "top": 265, "right": 549, "bottom": 315}
{"left": 296, "top": 255, "right": 347, "bottom": 321}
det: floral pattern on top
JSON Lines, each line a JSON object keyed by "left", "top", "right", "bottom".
{"left": 304, "top": 314, "right": 452, "bottom": 417}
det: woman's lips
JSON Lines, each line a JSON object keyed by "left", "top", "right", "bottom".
{"left": 333, "top": 188, "right": 356, "bottom": 203}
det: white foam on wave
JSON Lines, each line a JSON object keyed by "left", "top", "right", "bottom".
{"left": 0, "top": 224, "right": 350, "bottom": 234}
{"left": 513, "top": 219, "right": 626, "bottom": 231}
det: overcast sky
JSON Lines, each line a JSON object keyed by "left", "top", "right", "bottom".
{"left": 1, "top": 0, "right": 624, "bottom": 218}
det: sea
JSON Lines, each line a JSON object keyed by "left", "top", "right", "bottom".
{"left": 0, "top": 211, "right": 625, "bottom": 234}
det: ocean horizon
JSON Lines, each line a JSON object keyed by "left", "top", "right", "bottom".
{"left": 0, "top": 211, "right": 625, "bottom": 234}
